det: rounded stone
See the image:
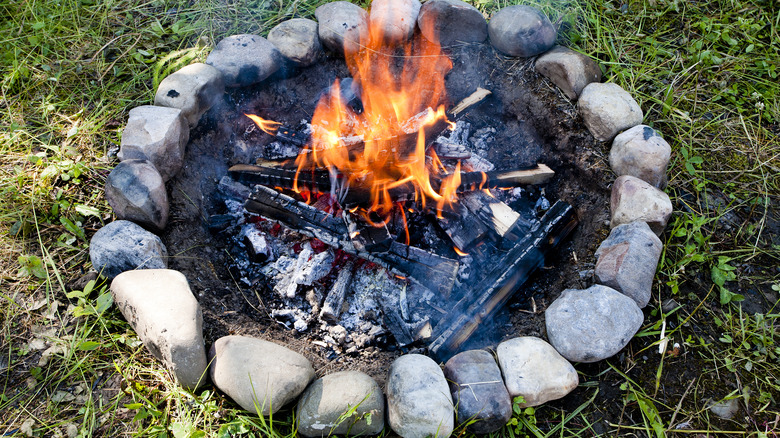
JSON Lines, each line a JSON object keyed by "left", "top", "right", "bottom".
{"left": 89, "top": 220, "right": 168, "bottom": 279}
{"left": 610, "top": 125, "right": 672, "bottom": 188}
{"left": 267, "top": 19, "right": 323, "bottom": 67}
{"left": 368, "top": 0, "right": 421, "bottom": 45}
{"left": 579, "top": 82, "right": 644, "bottom": 141}
{"left": 386, "top": 354, "right": 454, "bottom": 438}
{"left": 443, "top": 349, "right": 511, "bottom": 434}
{"left": 417, "top": 0, "right": 487, "bottom": 46}
{"left": 154, "top": 63, "right": 225, "bottom": 127}
{"left": 535, "top": 45, "right": 602, "bottom": 100}
{"left": 206, "top": 34, "right": 282, "bottom": 88}
{"left": 488, "top": 5, "right": 557, "bottom": 57}
{"left": 296, "top": 371, "right": 385, "bottom": 437}
{"left": 496, "top": 337, "right": 578, "bottom": 407}
{"left": 315, "top": 2, "right": 369, "bottom": 56}
{"left": 111, "top": 269, "right": 207, "bottom": 390}
{"left": 209, "top": 335, "right": 315, "bottom": 415}
{"left": 545, "top": 285, "right": 644, "bottom": 363}
{"left": 119, "top": 105, "right": 189, "bottom": 181}
{"left": 610, "top": 175, "right": 673, "bottom": 235}
{"left": 105, "top": 159, "right": 169, "bottom": 231}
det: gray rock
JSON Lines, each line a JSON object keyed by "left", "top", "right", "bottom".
{"left": 496, "top": 337, "right": 578, "bottom": 407}
{"left": 610, "top": 175, "right": 673, "bottom": 235}
{"left": 206, "top": 34, "right": 282, "bottom": 87}
{"left": 267, "top": 19, "right": 323, "bottom": 67}
{"left": 297, "top": 371, "right": 384, "bottom": 437}
{"left": 545, "top": 285, "right": 644, "bottom": 363}
{"left": 488, "top": 5, "right": 557, "bottom": 57}
{"left": 315, "top": 2, "right": 369, "bottom": 56}
{"left": 105, "top": 159, "right": 169, "bottom": 231}
{"left": 154, "top": 63, "right": 225, "bottom": 127}
{"left": 595, "top": 221, "right": 663, "bottom": 308}
{"left": 89, "top": 220, "right": 168, "bottom": 279}
{"left": 443, "top": 350, "right": 511, "bottom": 434}
{"left": 579, "top": 83, "right": 643, "bottom": 141}
{"left": 708, "top": 397, "right": 740, "bottom": 420}
{"left": 369, "top": 0, "right": 421, "bottom": 45}
{"left": 111, "top": 269, "right": 207, "bottom": 390}
{"left": 386, "top": 354, "right": 454, "bottom": 438}
{"left": 209, "top": 335, "right": 315, "bottom": 415}
{"left": 610, "top": 125, "right": 671, "bottom": 188}
{"left": 418, "top": 0, "right": 487, "bottom": 46}
{"left": 535, "top": 45, "right": 602, "bottom": 100}
{"left": 118, "top": 105, "right": 189, "bottom": 181}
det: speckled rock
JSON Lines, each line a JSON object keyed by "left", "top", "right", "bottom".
{"left": 118, "top": 105, "right": 188, "bottom": 181}
{"left": 111, "top": 269, "right": 207, "bottom": 390}
{"left": 497, "top": 337, "right": 578, "bottom": 407}
{"left": 386, "top": 354, "right": 454, "bottom": 438}
{"left": 595, "top": 221, "right": 663, "bottom": 308}
{"left": 488, "top": 5, "right": 557, "bottom": 57}
{"left": 610, "top": 175, "right": 673, "bottom": 235}
{"left": 417, "top": 0, "right": 487, "bottom": 46}
{"left": 105, "top": 159, "right": 169, "bottom": 231}
{"left": 545, "top": 285, "right": 644, "bottom": 363}
{"left": 209, "top": 336, "right": 315, "bottom": 415}
{"left": 535, "top": 45, "right": 602, "bottom": 100}
{"left": 315, "top": 2, "right": 369, "bottom": 56}
{"left": 89, "top": 220, "right": 168, "bottom": 279}
{"left": 610, "top": 125, "right": 672, "bottom": 188}
{"left": 267, "top": 19, "right": 323, "bottom": 67}
{"left": 369, "top": 0, "right": 421, "bottom": 45}
{"left": 296, "top": 371, "right": 384, "bottom": 437}
{"left": 153, "top": 63, "right": 224, "bottom": 127}
{"left": 443, "top": 350, "right": 511, "bottom": 434}
{"left": 206, "top": 34, "right": 282, "bottom": 87}
{"left": 579, "top": 82, "right": 643, "bottom": 141}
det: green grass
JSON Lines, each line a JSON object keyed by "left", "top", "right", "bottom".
{"left": 2, "top": 0, "right": 779, "bottom": 436}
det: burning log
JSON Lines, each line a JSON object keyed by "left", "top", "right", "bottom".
{"left": 344, "top": 212, "right": 393, "bottom": 253}
{"left": 428, "top": 201, "right": 578, "bottom": 362}
{"left": 244, "top": 185, "right": 459, "bottom": 295}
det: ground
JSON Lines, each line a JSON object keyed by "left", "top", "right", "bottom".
{"left": 1, "top": 0, "right": 778, "bottom": 437}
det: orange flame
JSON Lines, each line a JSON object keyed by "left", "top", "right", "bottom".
{"left": 453, "top": 246, "right": 469, "bottom": 257}
{"left": 245, "top": 113, "right": 282, "bottom": 135}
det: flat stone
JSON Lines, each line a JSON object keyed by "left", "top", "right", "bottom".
{"left": 610, "top": 125, "right": 672, "bottom": 188}
{"left": 89, "top": 220, "right": 168, "bottom": 279}
{"left": 443, "top": 350, "right": 511, "bottom": 434}
{"left": 297, "top": 371, "right": 384, "bottom": 437}
{"left": 209, "top": 335, "right": 315, "bottom": 415}
{"left": 105, "top": 159, "right": 169, "bottom": 231}
{"left": 535, "top": 45, "right": 602, "bottom": 100}
{"left": 111, "top": 269, "right": 207, "bottom": 390}
{"left": 369, "top": 0, "right": 421, "bottom": 45}
{"left": 545, "top": 285, "right": 644, "bottom": 363}
{"left": 315, "top": 2, "right": 368, "bottom": 56}
{"left": 154, "top": 63, "right": 224, "bottom": 127}
{"left": 488, "top": 5, "right": 557, "bottom": 57}
{"left": 610, "top": 175, "right": 673, "bottom": 235}
{"left": 497, "top": 337, "right": 578, "bottom": 407}
{"left": 418, "top": 0, "right": 487, "bottom": 46}
{"left": 206, "top": 34, "right": 282, "bottom": 88}
{"left": 595, "top": 221, "right": 663, "bottom": 308}
{"left": 267, "top": 19, "right": 323, "bottom": 67}
{"left": 119, "top": 105, "right": 189, "bottom": 181}
{"left": 579, "top": 82, "right": 643, "bottom": 141}
{"left": 708, "top": 397, "right": 740, "bottom": 420}
{"left": 386, "top": 354, "right": 454, "bottom": 438}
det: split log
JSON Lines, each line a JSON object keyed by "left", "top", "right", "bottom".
{"left": 244, "top": 185, "right": 459, "bottom": 295}
{"left": 428, "top": 201, "right": 578, "bottom": 362}
{"left": 450, "top": 88, "right": 492, "bottom": 116}
{"left": 320, "top": 260, "right": 355, "bottom": 323}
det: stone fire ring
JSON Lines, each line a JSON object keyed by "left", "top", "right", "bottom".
{"left": 89, "top": 0, "right": 674, "bottom": 436}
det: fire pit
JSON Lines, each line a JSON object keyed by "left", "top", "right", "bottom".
{"left": 90, "top": 0, "right": 673, "bottom": 435}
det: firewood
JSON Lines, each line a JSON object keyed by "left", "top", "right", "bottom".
{"left": 319, "top": 260, "right": 355, "bottom": 323}
{"left": 450, "top": 88, "right": 492, "bottom": 116}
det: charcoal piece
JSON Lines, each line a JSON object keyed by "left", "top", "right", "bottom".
{"left": 275, "top": 125, "right": 311, "bottom": 147}
{"left": 263, "top": 141, "right": 300, "bottom": 160}
{"left": 320, "top": 260, "right": 355, "bottom": 323}
{"left": 437, "top": 203, "right": 490, "bottom": 251}
{"left": 207, "top": 214, "right": 238, "bottom": 232}
{"left": 218, "top": 176, "right": 252, "bottom": 200}
{"left": 242, "top": 226, "right": 272, "bottom": 263}
{"left": 381, "top": 300, "right": 415, "bottom": 346}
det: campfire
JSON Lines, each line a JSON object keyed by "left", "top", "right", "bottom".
{"left": 213, "top": 12, "right": 578, "bottom": 360}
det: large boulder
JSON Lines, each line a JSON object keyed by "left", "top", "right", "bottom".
{"left": 111, "top": 269, "right": 207, "bottom": 390}
{"left": 417, "top": 0, "right": 487, "bottom": 46}
{"left": 89, "top": 220, "right": 167, "bottom": 279}
{"left": 118, "top": 105, "right": 188, "bottom": 181}
{"left": 206, "top": 34, "right": 282, "bottom": 87}
{"left": 153, "top": 63, "right": 225, "bottom": 127}
{"left": 105, "top": 159, "right": 169, "bottom": 231}
{"left": 488, "top": 5, "right": 557, "bottom": 57}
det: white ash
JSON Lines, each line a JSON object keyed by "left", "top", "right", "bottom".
{"left": 464, "top": 153, "right": 495, "bottom": 172}
{"left": 469, "top": 126, "right": 496, "bottom": 155}
{"left": 263, "top": 141, "right": 300, "bottom": 160}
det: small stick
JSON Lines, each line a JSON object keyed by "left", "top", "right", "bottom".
{"left": 450, "top": 88, "right": 492, "bottom": 116}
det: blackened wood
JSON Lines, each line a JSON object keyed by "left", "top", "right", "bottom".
{"left": 244, "top": 185, "right": 458, "bottom": 295}
{"left": 274, "top": 125, "right": 310, "bottom": 146}
{"left": 428, "top": 201, "right": 578, "bottom": 362}
{"left": 320, "top": 260, "right": 354, "bottom": 323}
{"left": 382, "top": 299, "right": 415, "bottom": 346}
{"left": 344, "top": 212, "right": 393, "bottom": 253}
{"left": 459, "top": 191, "right": 520, "bottom": 239}
{"left": 437, "top": 201, "right": 491, "bottom": 251}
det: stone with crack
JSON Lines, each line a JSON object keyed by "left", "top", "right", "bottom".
{"left": 111, "top": 269, "right": 208, "bottom": 390}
